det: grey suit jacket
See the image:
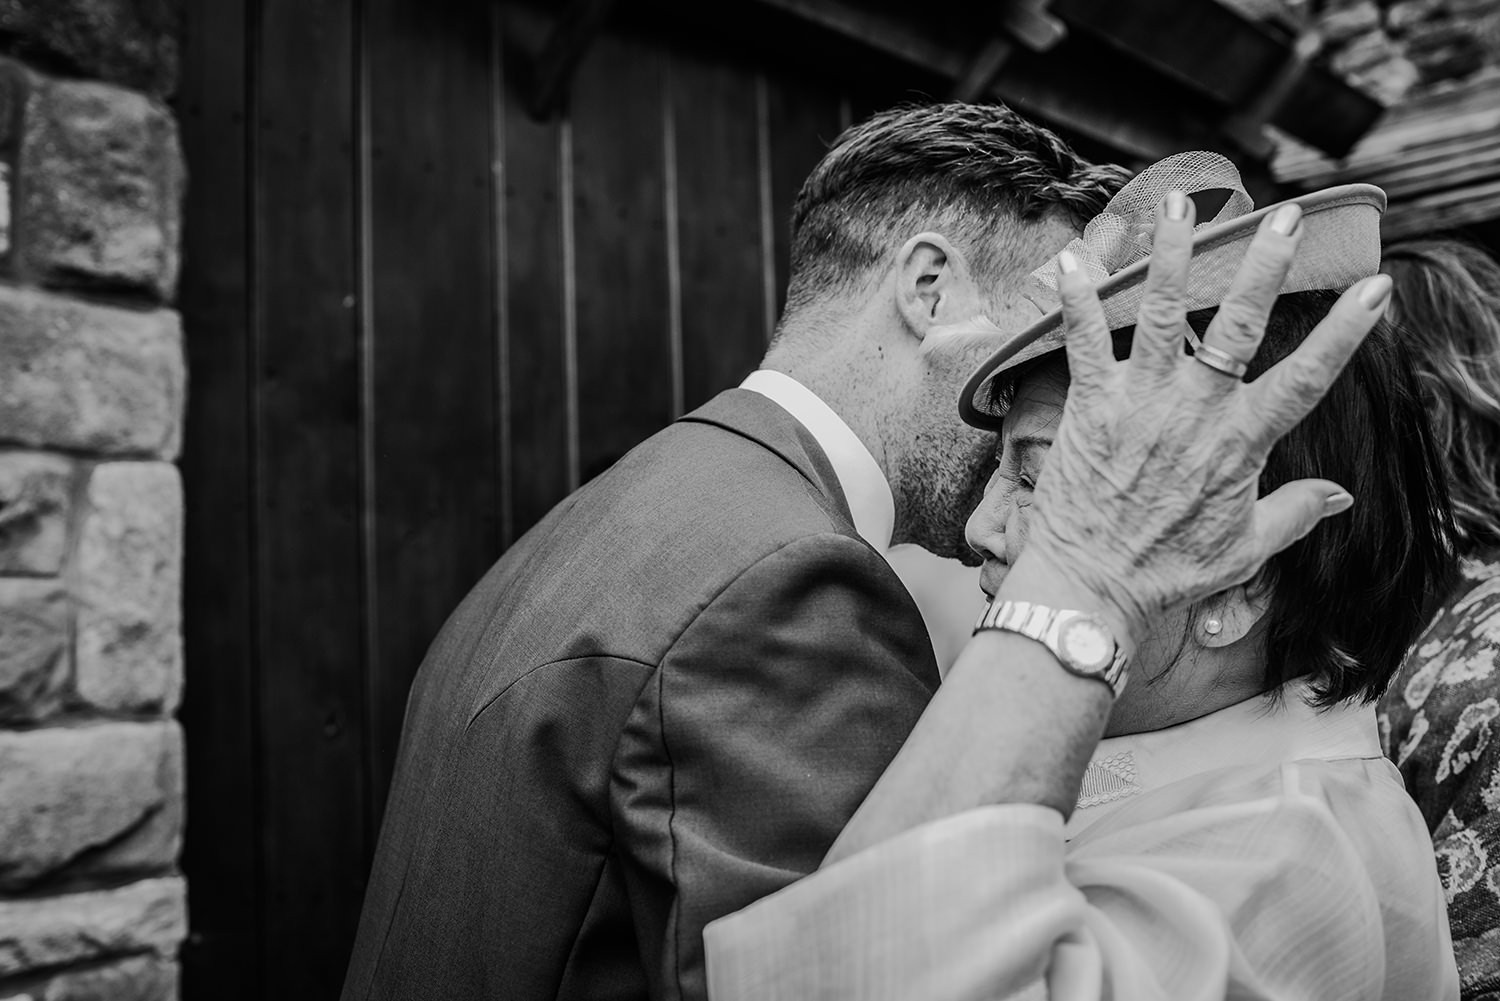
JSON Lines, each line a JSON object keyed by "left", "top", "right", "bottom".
{"left": 341, "top": 388, "right": 940, "bottom": 1001}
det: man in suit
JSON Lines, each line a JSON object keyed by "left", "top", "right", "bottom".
{"left": 341, "top": 103, "right": 1129, "bottom": 1001}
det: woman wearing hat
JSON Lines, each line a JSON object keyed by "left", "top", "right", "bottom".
{"left": 702, "top": 156, "right": 1461, "bottom": 1000}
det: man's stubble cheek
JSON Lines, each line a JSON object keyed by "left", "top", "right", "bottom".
{"left": 903, "top": 426, "right": 997, "bottom": 564}
{"left": 897, "top": 341, "right": 1003, "bottom": 560}
{"left": 946, "top": 434, "right": 1000, "bottom": 565}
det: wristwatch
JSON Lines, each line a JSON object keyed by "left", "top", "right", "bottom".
{"left": 973, "top": 599, "right": 1131, "bottom": 698}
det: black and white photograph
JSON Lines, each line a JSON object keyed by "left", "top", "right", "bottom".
{"left": 2, "top": 0, "right": 1499, "bottom": 998}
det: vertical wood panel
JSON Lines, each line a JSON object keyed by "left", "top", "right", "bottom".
{"left": 363, "top": 0, "right": 500, "bottom": 831}
{"left": 755, "top": 76, "right": 777, "bottom": 343}
{"left": 253, "top": 0, "right": 368, "bottom": 993}
{"left": 763, "top": 71, "right": 844, "bottom": 319}
{"left": 671, "top": 52, "right": 767, "bottom": 409}
{"left": 569, "top": 32, "right": 673, "bottom": 481}
{"left": 662, "top": 72, "right": 684, "bottom": 416}
{"left": 176, "top": 0, "right": 258, "bottom": 995}
{"left": 499, "top": 7, "right": 572, "bottom": 543}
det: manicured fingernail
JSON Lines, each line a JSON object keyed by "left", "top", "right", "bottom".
{"left": 1358, "top": 274, "right": 1393, "bottom": 311}
{"left": 1165, "top": 190, "right": 1187, "bottom": 221}
{"left": 1324, "top": 491, "right": 1353, "bottom": 516}
{"left": 1270, "top": 203, "right": 1302, "bottom": 236}
{"left": 1057, "top": 249, "right": 1079, "bottom": 275}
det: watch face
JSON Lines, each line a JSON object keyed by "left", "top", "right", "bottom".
{"left": 1058, "top": 617, "right": 1114, "bottom": 673}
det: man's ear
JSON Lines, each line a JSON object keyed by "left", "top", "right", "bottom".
{"left": 1195, "top": 575, "right": 1274, "bottom": 649}
{"left": 894, "top": 232, "right": 975, "bottom": 339}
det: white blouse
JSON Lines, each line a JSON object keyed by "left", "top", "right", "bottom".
{"left": 704, "top": 683, "right": 1459, "bottom": 1001}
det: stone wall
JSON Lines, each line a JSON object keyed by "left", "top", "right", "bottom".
{"left": 1311, "top": 0, "right": 1500, "bottom": 104}
{"left": 0, "top": 3, "right": 186, "bottom": 999}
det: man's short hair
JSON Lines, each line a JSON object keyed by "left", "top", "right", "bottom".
{"left": 1242, "top": 292, "right": 1459, "bottom": 706}
{"left": 783, "top": 102, "right": 1132, "bottom": 315}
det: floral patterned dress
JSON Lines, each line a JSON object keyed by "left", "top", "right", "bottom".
{"left": 1382, "top": 550, "right": 1500, "bottom": 1000}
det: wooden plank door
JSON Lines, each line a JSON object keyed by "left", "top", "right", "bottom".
{"left": 252, "top": 0, "right": 370, "bottom": 993}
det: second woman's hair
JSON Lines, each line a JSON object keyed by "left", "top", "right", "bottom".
{"left": 1382, "top": 239, "right": 1500, "bottom": 555}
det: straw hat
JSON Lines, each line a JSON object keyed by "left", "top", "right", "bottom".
{"left": 958, "top": 151, "right": 1387, "bottom": 431}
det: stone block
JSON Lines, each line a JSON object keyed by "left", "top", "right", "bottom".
{"left": 75, "top": 462, "right": 181, "bottom": 713}
{"left": 1409, "top": 38, "right": 1488, "bottom": 82}
{"left": 1320, "top": 0, "right": 1383, "bottom": 41}
{"left": 1331, "top": 29, "right": 1402, "bottom": 77}
{"left": 1386, "top": 0, "right": 1447, "bottom": 33}
{"left": 0, "top": 286, "right": 184, "bottom": 459}
{"left": 0, "top": 721, "right": 182, "bottom": 891}
{"left": 1446, "top": 0, "right": 1500, "bottom": 15}
{"left": 41, "top": 955, "right": 177, "bottom": 1001}
{"left": 0, "top": 0, "right": 181, "bottom": 97}
{"left": 0, "top": 579, "right": 68, "bottom": 721}
{"left": 0, "top": 877, "right": 184, "bottom": 976}
{"left": 0, "top": 452, "right": 73, "bottom": 574}
{"left": 18, "top": 78, "right": 184, "bottom": 299}
{"left": 1404, "top": 17, "right": 1483, "bottom": 52}
{"left": 1349, "top": 55, "right": 1423, "bottom": 107}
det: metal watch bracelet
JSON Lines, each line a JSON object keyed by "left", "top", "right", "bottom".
{"left": 973, "top": 599, "right": 1131, "bottom": 698}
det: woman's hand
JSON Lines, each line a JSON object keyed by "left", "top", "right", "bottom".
{"left": 1024, "top": 192, "right": 1393, "bottom": 646}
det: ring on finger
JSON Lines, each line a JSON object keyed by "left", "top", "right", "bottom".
{"left": 1193, "top": 343, "right": 1250, "bottom": 380}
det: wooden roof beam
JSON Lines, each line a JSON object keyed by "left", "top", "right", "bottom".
{"left": 1220, "top": 28, "right": 1324, "bottom": 160}
{"left": 951, "top": 1, "right": 1067, "bottom": 103}
{"left": 748, "top": 0, "right": 966, "bottom": 76}
{"left": 747, "top": 0, "right": 1382, "bottom": 160}
{"left": 1049, "top": 0, "right": 1380, "bottom": 157}
{"left": 525, "top": 0, "right": 620, "bottom": 120}
{"left": 747, "top": 0, "right": 1196, "bottom": 160}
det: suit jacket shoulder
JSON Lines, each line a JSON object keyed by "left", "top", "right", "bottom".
{"left": 342, "top": 389, "right": 938, "bottom": 1001}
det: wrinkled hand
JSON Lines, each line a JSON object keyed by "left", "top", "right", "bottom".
{"left": 1023, "top": 193, "right": 1393, "bottom": 645}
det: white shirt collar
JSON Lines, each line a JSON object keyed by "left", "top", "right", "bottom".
{"left": 1066, "top": 679, "right": 1383, "bottom": 839}
{"left": 739, "top": 370, "right": 895, "bottom": 553}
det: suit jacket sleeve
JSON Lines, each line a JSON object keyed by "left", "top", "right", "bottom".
{"left": 612, "top": 532, "right": 939, "bottom": 1001}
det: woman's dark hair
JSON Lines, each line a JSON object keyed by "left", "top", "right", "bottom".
{"left": 993, "top": 291, "right": 1459, "bottom": 704}
{"left": 1381, "top": 239, "right": 1500, "bottom": 556}
{"left": 1181, "top": 291, "right": 1458, "bottom": 705}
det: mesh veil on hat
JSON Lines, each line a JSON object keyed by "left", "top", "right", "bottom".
{"left": 958, "top": 152, "right": 1387, "bottom": 431}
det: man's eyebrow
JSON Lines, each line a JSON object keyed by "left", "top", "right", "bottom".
{"left": 1007, "top": 434, "right": 1055, "bottom": 458}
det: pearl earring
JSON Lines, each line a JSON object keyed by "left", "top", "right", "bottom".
{"left": 1203, "top": 618, "right": 1224, "bottom": 637}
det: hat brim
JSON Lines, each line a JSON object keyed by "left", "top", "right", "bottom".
{"left": 958, "top": 183, "right": 1387, "bottom": 431}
